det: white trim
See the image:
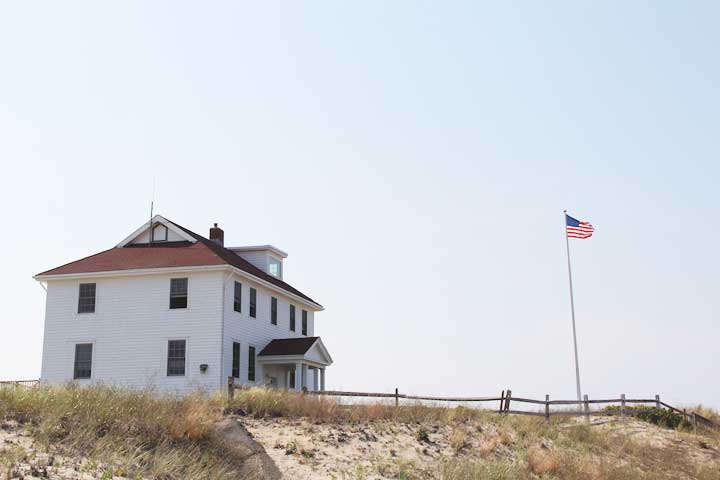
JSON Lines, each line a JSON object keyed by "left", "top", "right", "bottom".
{"left": 229, "top": 267, "right": 323, "bottom": 311}
{"left": 152, "top": 223, "right": 168, "bottom": 241}
{"left": 69, "top": 340, "right": 96, "bottom": 382}
{"left": 311, "top": 338, "right": 334, "bottom": 364}
{"left": 257, "top": 357, "right": 329, "bottom": 369}
{"left": 116, "top": 215, "right": 196, "bottom": 247}
{"left": 229, "top": 245, "right": 288, "bottom": 258}
{"left": 256, "top": 338, "right": 333, "bottom": 367}
{"left": 34, "top": 265, "right": 228, "bottom": 282}
{"left": 168, "top": 276, "right": 191, "bottom": 311}
{"left": 165, "top": 337, "right": 189, "bottom": 377}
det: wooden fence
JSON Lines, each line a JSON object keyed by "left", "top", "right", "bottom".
{"left": 0, "top": 380, "right": 39, "bottom": 388}
{"left": 304, "top": 386, "right": 717, "bottom": 432}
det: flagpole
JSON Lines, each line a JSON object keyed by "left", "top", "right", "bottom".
{"left": 563, "top": 210, "right": 583, "bottom": 405}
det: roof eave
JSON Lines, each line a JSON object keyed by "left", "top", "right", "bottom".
{"left": 33, "top": 263, "right": 324, "bottom": 311}
{"left": 33, "top": 264, "right": 229, "bottom": 282}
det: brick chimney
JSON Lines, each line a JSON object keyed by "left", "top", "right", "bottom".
{"left": 209, "top": 223, "right": 224, "bottom": 246}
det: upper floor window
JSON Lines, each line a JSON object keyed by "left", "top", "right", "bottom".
{"left": 233, "top": 282, "right": 242, "bottom": 313}
{"left": 248, "top": 346, "right": 256, "bottom": 381}
{"left": 269, "top": 258, "right": 282, "bottom": 278}
{"left": 249, "top": 288, "right": 257, "bottom": 318}
{"left": 289, "top": 305, "right": 296, "bottom": 332}
{"left": 167, "top": 339, "right": 186, "bottom": 376}
{"left": 151, "top": 223, "right": 168, "bottom": 242}
{"left": 77, "top": 283, "right": 96, "bottom": 314}
{"left": 232, "top": 342, "right": 240, "bottom": 379}
{"left": 271, "top": 297, "right": 277, "bottom": 325}
{"left": 73, "top": 343, "right": 93, "bottom": 379}
{"left": 302, "top": 310, "right": 308, "bottom": 336}
{"left": 170, "top": 278, "right": 188, "bottom": 309}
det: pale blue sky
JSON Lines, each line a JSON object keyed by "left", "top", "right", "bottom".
{"left": 1, "top": 2, "right": 718, "bottom": 408}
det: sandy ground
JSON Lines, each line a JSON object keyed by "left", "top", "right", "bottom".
{"left": 0, "top": 420, "right": 132, "bottom": 480}
{"left": 242, "top": 416, "right": 515, "bottom": 479}
{"left": 243, "top": 415, "right": 720, "bottom": 480}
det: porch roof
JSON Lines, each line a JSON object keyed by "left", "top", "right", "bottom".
{"left": 257, "top": 337, "right": 333, "bottom": 366}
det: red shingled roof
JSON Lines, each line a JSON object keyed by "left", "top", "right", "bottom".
{"left": 36, "top": 218, "right": 320, "bottom": 306}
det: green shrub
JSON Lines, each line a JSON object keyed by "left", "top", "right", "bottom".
{"left": 603, "top": 405, "right": 691, "bottom": 429}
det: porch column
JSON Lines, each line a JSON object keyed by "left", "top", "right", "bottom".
{"left": 301, "top": 364, "right": 308, "bottom": 391}
{"left": 312, "top": 367, "right": 318, "bottom": 391}
{"left": 294, "top": 363, "right": 302, "bottom": 392}
{"left": 320, "top": 368, "right": 325, "bottom": 391}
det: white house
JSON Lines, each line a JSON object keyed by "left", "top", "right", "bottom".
{"left": 34, "top": 215, "right": 332, "bottom": 394}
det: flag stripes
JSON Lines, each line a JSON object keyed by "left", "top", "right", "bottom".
{"left": 565, "top": 214, "right": 594, "bottom": 239}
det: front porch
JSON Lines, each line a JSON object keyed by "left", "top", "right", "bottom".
{"left": 257, "top": 337, "right": 333, "bottom": 392}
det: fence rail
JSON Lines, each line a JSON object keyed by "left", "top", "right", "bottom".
{"left": 0, "top": 380, "right": 39, "bottom": 388}
{"left": 300, "top": 385, "right": 716, "bottom": 432}
{"left": 226, "top": 377, "right": 717, "bottom": 431}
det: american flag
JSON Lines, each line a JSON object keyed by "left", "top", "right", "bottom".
{"left": 566, "top": 214, "right": 594, "bottom": 239}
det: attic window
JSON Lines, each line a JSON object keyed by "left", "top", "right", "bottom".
{"left": 269, "top": 258, "right": 282, "bottom": 278}
{"left": 151, "top": 224, "right": 168, "bottom": 242}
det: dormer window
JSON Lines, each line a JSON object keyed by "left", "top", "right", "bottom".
{"left": 151, "top": 223, "right": 168, "bottom": 242}
{"left": 269, "top": 258, "right": 282, "bottom": 278}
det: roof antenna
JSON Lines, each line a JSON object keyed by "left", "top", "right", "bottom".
{"left": 149, "top": 177, "right": 156, "bottom": 245}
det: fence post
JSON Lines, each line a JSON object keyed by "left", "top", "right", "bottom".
{"left": 499, "top": 390, "right": 505, "bottom": 413}
{"left": 655, "top": 394, "right": 660, "bottom": 409}
{"left": 395, "top": 388, "right": 399, "bottom": 407}
{"left": 620, "top": 394, "right": 626, "bottom": 421}
{"left": 692, "top": 412, "right": 697, "bottom": 434}
{"left": 545, "top": 394, "right": 550, "bottom": 421}
{"left": 583, "top": 394, "right": 589, "bottom": 422}
{"left": 228, "top": 376, "right": 235, "bottom": 400}
{"left": 505, "top": 390, "right": 512, "bottom": 412}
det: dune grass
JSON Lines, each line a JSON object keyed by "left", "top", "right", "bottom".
{"left": 230, "top": 388, "right": 720, "bottom": 479}
{"left": 0, "top": 385, "right": 240, "bottom": 479}
{"left": 2, "top": 385, "right": 718, "bottom": 480}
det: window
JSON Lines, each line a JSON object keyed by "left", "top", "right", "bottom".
{"left": 271, "top": 297, "right": 277, "bottom": 325}
{"left": 77, "top": 283, "right": 96, "bottom": 314}
{"left": 249, "top": 288, "right": 257, "bottom": 318}
{"left": 232, "top": 342, "right": 240, "bottom": 379}
{"left": 169, "top": 278, "right": 188, "bottom": 309}
{"left": 269, "top": 258, "right": 282, "bottom": 278}
{"left": 289, "top": 305, "right": 296, "bottom": 332}
{"left": 289, "top": 368, "right": 295, "bottom": 389}
{"left": 233, "top": 282, "right": 242, "bottom": 313}
{"left": 73, "top": 343, "right": 92, "bottom": 379}
{"left": 167, "top": 340, "right": 186, "bottom": 376}
{"left": 248, "top": 346, "right": 256, "bottom": 381}
{"left": 152, "top": 223, "right": 168, "bottom": 242}
{"left": 302, "top": 310, "right": 308, "bottom": 336}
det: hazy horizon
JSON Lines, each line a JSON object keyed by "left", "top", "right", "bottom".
{"left": 1, "top": 2, "right": 718, "bottom": 408}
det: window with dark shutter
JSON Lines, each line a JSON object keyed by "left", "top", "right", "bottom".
{"left": 167, "top": 340, "right": 186, "bottom": 376}
{"left": 249, "top": 288, "right": 257, "bottom": 318}
{"left": 271, "top": 297, "right": 277, "bottom": 325}
{"left": 73, "top": 343, "right": 93, "bottom": 379}
{"left": 289, "top": 369, "right": 295, "bottom": 389}
{"left": 302, "top": 310, "right": 308, "bottom": 336}
{"left": 232, "top": 342, "right": 240, "bottom": 378}
{"left": 233, "top": 282, "right": 242, "bottom": 313}
{"left": 248, "top": 346, "right": 256, "bottom": 381}
{"left": 289, "top": 305, "right": 296, "bottom": 332}
{"left": 169, "top": 278, "right": 188, "bottom": 309}
{"left": 77, "top": 283, "right": 96, "bottom": 314}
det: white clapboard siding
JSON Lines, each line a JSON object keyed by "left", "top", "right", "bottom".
{"left": 40, "top": 271, "right": 224, "bottom": 395}
{"left": 221, "top": 272, "right": 315, "bottom": 388}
